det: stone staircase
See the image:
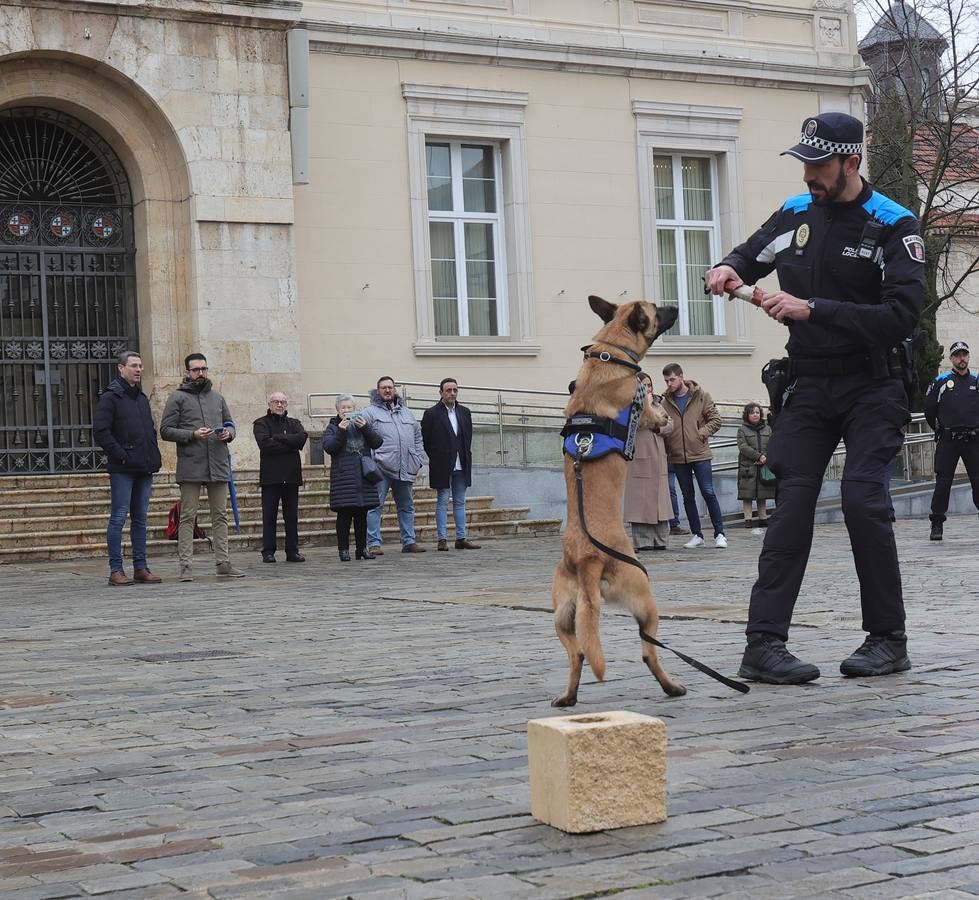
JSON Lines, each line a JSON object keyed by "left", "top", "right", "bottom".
{"left": 0, "top": 468, "right": 562, "bottom": 563}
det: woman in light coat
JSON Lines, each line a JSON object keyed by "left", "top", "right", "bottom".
{"left": 624, "top": 375, "right": 675, "bottom": 551}
{"left": 737, "top": 402, "right": 775, "bottom": 528}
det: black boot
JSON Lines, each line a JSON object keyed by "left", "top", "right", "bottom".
{"left": 930, "top": 521, "right": 943, "bottom": 541}
{"left": 339, "top": 549, "right": 351, "bottom": 562}
{"left": 738, "top": 633, "right": 820, "bottom": 684}
{"left": 840, "top": 632, "right": 911, "bottom": 677}
{"left": 355, "top": 548, "right": 374, "bottom": 560}
{"left": 743, "top": 519, "right": 754, "bottom": 529}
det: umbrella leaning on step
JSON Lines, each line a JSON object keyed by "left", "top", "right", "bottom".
{"left": 224, "top": 419, "right": 241, "bottom": 534}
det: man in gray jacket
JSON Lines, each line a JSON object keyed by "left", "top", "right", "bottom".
{"left": 361, "top": 376, "right": 426, "bottom": 555}
{"left": 160, "top": 353, "right": 246, "bottom": 581}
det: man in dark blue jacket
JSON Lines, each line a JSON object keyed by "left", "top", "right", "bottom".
{"left": 706, "top": 112, "right": 924, "bottom": 684}
{"left": 421, "top": 378, "right": 481, "bottom": 551}
{"left": 925, "top": 341, "right": 979, "bottom": 540}
{"left": 93, "top": 350, "right": 163, "bottom": 586}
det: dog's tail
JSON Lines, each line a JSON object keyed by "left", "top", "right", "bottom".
{"left": 576, "top": 589, "right": 606, "bottom": 682}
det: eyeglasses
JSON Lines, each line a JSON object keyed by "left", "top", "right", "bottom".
{"left": 189, "top": 366, "right": 208, "bottom": 373}
{"left": 269, "top": 399, "right": 288, "bottom": 405}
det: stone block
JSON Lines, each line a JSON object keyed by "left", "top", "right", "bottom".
{"left": 528, "top": 710, "right": 666, "bottom": 833}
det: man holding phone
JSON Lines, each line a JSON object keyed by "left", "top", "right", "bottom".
{"left": 161, "top": 353, "right": 246, "bottom": 581}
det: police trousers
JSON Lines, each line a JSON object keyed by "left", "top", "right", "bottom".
{"left": 929, "top": 437, "right": 979, "bottom": 523}
{"left": 747, "top": 374, "right": 909, "bottom": 641}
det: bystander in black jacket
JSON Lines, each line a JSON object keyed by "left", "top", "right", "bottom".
{"left": 323, "top": 417, "right": 383, "bottom": 510}
{"left": 253, "top": 410, "right": 308, "bottom": 485}
{"left": 93, "top": 377, "right": 162, "bottom": 475}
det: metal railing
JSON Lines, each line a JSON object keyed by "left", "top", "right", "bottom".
{"left": 307, "top": 385, "right": 936, "bottom": 479}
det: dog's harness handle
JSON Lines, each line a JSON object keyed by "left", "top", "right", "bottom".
{"left": 572, "top": 450, "right": 750, "bottom": 695}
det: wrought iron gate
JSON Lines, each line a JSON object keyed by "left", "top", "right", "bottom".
{"left": 0, "top": 108, "right": 137, "bottom": 474}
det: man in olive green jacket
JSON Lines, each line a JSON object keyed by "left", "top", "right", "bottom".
{"left": 160, "top": 353, "right": 245, "bottom": 581}
{"left": 661, "top": 363, "right": 726, "bottom": 549}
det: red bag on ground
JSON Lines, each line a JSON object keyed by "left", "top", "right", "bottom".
{"left": 166, "top": 501, "right": 208, "bottom": 541}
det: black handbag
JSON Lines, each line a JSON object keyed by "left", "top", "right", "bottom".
{"left": 360, "top": 452, "right": 382, "bottom": 484}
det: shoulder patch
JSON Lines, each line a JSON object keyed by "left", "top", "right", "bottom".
{"left": 782, "top": 193, "right": 812, "bottom": 215}
{"left": 863, "top": 191, "right": 915, "bottom": 226}
{"left": 902, "top": 234, "right": 925, "bottom": 262}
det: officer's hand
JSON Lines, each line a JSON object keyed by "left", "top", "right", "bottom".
{"left": 193, "top": 426, "right": 213, "bottom": 439}
{"left": 761, "top": 290, "right": 811, "bottom": 324}
{"left": 704, "top": 265, "right": 741, "bottom": 298}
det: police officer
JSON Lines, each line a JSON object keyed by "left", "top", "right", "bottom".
{"left": 705, "top": 112, "right": 924, "bottom": 684}
{"left": 925, "top": 341, "right": 979, "bottom": 540}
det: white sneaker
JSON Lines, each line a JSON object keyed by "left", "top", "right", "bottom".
{"left": 683, "top": 535, "right": 705, "bottom": 549}
{"left": 715, "top": 534, "right": 728, "bottom": 548}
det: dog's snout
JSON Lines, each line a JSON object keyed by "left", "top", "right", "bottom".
{"left": 656, "top": 305, "right": 679, "bottom": 335}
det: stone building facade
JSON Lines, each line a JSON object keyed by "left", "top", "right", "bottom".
{"left": 0, "top": 0, "right": 873, "bottom": 473}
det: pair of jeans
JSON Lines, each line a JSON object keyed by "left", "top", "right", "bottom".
{"left": 668, "top": 467, "right": 681, "bottom": 528}
{"left": 261, "top": 484, "right": 299, "bottom": 557}
{"left": 672, "top": 459, "right": 725, "bottom": 539}
{"left": 435, "top": 470, "right": 468, "bottom": 541}
{"left": 366, "top": 475, "right": 416, "bottom": 548}
{"left": 107, "top": 472, "right": 154, "bottom": 573}
{"left": 178, "top": 481, "right": 229, "bottom": 565}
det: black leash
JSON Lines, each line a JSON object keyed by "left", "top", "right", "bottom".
{"left": 572, "top": 454, "right": 750, "bottom": 694}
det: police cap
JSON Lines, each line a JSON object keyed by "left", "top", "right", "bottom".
{"left": 782, "top": 113, "right": 864, "bottom": 163}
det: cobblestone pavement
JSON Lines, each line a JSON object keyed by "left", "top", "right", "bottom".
{"left": 2, "top": 516, "right": 979, "bottom": 899}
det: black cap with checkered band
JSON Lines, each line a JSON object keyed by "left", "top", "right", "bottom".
{"left": 782, "top": 113, "right": 864, "bottom": 163}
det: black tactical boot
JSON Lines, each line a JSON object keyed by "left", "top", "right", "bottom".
{"left": 930, "top": 521, "right": 943, "bottom": 541}
{"left": 738, "top": 634, "right": 820, "bottom": 684}
{"left": 840, "top": 632, "right": 911, "bottom": 677}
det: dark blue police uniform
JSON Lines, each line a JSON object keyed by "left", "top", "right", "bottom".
{"left": 717, "top": 113, "right": 925, "bottom": 681}
{"left": 925, "top": 358, "right": 979, "bottom": 532}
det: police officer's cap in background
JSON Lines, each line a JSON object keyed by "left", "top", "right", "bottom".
{"left": 782, "top": 113, "right": 864, "bottom": 163}
{"left": 949, "top": 340, "right": 970, "bottom": 355}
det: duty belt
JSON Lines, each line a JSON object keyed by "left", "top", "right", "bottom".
{"left": 784, "top": 352, "right": 892, "bottom": 378}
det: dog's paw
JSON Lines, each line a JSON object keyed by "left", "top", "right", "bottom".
{"left": 551, "top": 694, "right": 578, "bottom": 708}
{"left": 663, "top": 682, "right": 687, "bottom": 698}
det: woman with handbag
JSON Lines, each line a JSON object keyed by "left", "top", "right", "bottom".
{"left": 737, "top": 402, "right": 775, "bottom": 531}
{"left": 323, "top": 394, "right": 383, "bottom": 561}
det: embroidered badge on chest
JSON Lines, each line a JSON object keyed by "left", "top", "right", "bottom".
{"left": 794, "top": 224, "right": 810, "bottom": 249}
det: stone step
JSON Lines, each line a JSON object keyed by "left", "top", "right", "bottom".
{"left": 0, "top": 467, "right": 328, "bottom": 490}
{"left": 0, "top": 518, "right": 561, "bottom": 562}
{"left": 0, "top": 492, "right": 491, "bottom": 521}
{"left": 0, "top": 503, "right": 524, "bottom": 543}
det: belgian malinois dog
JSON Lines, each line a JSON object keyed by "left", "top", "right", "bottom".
{"left": 551, "top": 295, "right": 686, "bottom": 707}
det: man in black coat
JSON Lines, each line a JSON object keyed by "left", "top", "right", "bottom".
{"left": 421, "top": 378, "right": 481, "bottom": 551}
{"left": 93, "top": 350, "right": 163, "bottom": 586}
{"left": 253, "top": 392, "right": 308, "bottom": 563}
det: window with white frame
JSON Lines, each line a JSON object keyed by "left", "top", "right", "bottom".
{"left": 404, "top": 83, "right": 538, "bottom": 357}
{"left": 426, "top": 141, "right": 506, "bottom": 337}
{"left": 633, "top": 100, "right": 750, "bottom": 355}
{"left": 652, "top": 153, "right": 723, "bottom": 337}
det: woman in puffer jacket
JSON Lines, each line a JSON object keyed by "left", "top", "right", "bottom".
{"left": 323, "top": 393, "right": 383, "bottom": 561}
{"left": 737, "top": 402, "right": 775, "bottom": 530}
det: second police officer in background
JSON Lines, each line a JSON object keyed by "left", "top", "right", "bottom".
{"left": 925, "top": 340, "right": 979, "bottom": 541}
{"left": 705, "top": 112, "right": 924, "bottom": 685}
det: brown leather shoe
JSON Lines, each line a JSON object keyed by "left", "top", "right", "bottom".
{"left": 368, "top": 546, "right": 383, "bottom": 556}
{"left": 455, "top": 538, "right": 482, "bottom": 550}
{"left": 133, "top": 569, "right": 162, "bottom": 584}
{"left": 402, "top": 543, "right": 426, "bottom": 553}
{"left": 437, "top": 539, "right": 449, "bottom": 551}
{"left": 108, "top": 571, "right": 133, "bottom": 586}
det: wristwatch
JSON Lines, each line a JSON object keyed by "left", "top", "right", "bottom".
{"left": 807, "top": 298, "right": 816, "bottom": 319}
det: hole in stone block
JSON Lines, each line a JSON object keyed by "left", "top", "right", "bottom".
{"left": 568, "top": 715, "right": 608, "bottom": 724}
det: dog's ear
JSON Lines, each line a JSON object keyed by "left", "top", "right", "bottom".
{"left": 588, "top": 295, "right": 616, "bottom": 323}
{"left": 627, "top": 303, "right": 650, "bottom": 336}
{"left": 653, "top": 305, "right": 679, "bottom": 341}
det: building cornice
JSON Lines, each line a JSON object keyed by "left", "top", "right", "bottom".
{"left": 305, "top": 22, "right": 871, "bottom": 93}
{"left": 3, "top": 0, "right": 302, "bottom": 29}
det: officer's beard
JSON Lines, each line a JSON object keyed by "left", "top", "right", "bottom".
{"left": 809, "top": 167, "right": 848, "bottom": 206}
